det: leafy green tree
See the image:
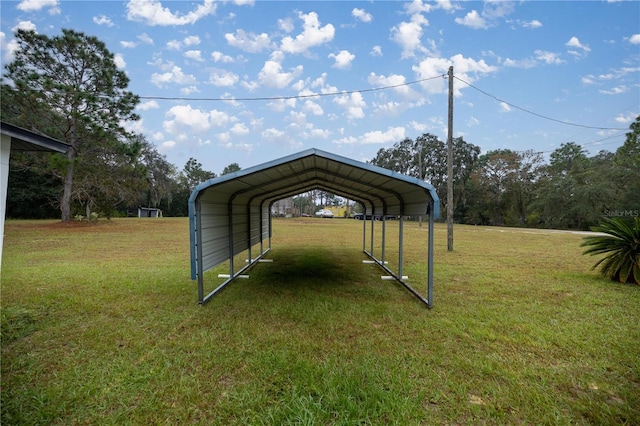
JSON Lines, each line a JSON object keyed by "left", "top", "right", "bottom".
{"left": 3, "top": 29, "right": 140, "bottom": 221}
{"left": 370, "top": 137, "right": 415, "bottom": 175}
{"left": 370, "top": 133, "right": 480, "bottom": 219}
{"left": 181, "top": 158, "right": 216, "bottom": 192}
{"left": 450, "top": 137, "right": 481, "bottom": 221}
{"left": 221, "top": 163, "right": 241, "bottom": 175}
{"left": 6, "top": 153, "right": 61, "bottom": 219}
{"left": 534, "top": 143, "right": 592, "bottom": 229}
{"left": 134, "top": 135, "right": 178, "bottom": 210}
{"left": 581, "top": 217, "right": 640, "bottom": 285}
{"left": 465, "top": 149, "right": 521, "bottom": 226}
{"left": 613, "top": 116, "right": 640, "bottom": 212}
{"left": 293, "top": 195, "right": 312, "bottom": 216}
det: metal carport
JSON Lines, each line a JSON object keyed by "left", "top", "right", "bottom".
{"left": 189, "top": 148, "right": 440, "bottom": 307}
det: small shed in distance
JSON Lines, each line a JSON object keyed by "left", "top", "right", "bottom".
{"left": 138, "top": 207, "right": 163, "bottom": 218}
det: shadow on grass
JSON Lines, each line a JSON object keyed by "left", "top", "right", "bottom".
{"left": 203, "top": 245, "right": 400, "bottom": 309}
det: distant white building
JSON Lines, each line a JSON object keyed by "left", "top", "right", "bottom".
{"left": 138, "top": 207, "right": 163, "bottom": 218}
{"left": 271, "top": 197, "right": 297, "bottom": 217}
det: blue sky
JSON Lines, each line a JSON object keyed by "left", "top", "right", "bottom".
{"left": 1, "top": 0, "right": 638, "bottom": 174}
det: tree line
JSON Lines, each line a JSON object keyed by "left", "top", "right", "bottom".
{"left": 370, "top": 121, "right": 639, "bottom": 230}
{"left": 2, "top": 28, "right": 638, "bottom": 229}
{"left": 2, "top": 29, "right": 237, "bottom": 220}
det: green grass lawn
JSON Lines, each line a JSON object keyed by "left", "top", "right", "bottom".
{"left": 1, "top": 217, "right": 638, "bottom": 425}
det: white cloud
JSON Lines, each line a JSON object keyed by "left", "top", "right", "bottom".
{"left": 566, "top": 36, "right": 589, "bottom": 51}
{"left": 166, "top": 40, "right": 181, "bottom": 50}
{"left": 566, "top": 36, "right": 591, "bottom": 57}
{"left": 614, "top": 112, "right": 638, "bottom": 123}
{"left": 266, "top": 98, "right": 297, "bottom": 112}
{"left": 121, "top": 40, "right": 137, "bottom": 48}
{"left": 221, "top": 141, "right": 254, "bottom": 153}
{"left": 455, "top": 10, "right": 486, "bottom": 29}
{"left": 229, "top": 122, "right": 250, "bottom": 135}
{"left": 184, "top": 36, "right": 200, "bottom": 46}
{"left": 0, "top": 31, "right": 19, "bottom": 63}
{"left": 150, "top": 66, "right": 197, "bottom": 87}
{"left": 160, "top": 140, "right": 176, "bottom": 150}
{"left": 373, "top": 101, "right": 402, "bottom": 115}
{"left": 581, "top": 75, "right": 595, "bottom": 85}
{"left": 258, "top": 52, "right": 303, "bottom": 88}
{"left": 409, "top": 120, "right": 428, "bottom": 133}
{"left": 209, "top": 70, "right": 239, "bottom": 87}
{"left": 405, "top": 0, "right": 433, "bottom": 14}
{"left": 126, "top": 0, "right": 216, "bottom": 26}
{"left": 329, "top": 50, "right": 355, "bottom": 69}
{"left": 482, "top": 1, "right": 515, "bottom": 20}
{"left": 13, "top": 20, "right": 36, "bottom": 32}
{"left": 334, "top": 126, "right": 405, "bottom": 145}
{"left": 181, "top": 85, "right": 200, "bottom": 95}
{"left": 367, "top": 72, "right": 417, "bottom": 97}
{"left": 467, "top": 116, "right": 480, "bottom": 126}
{"left": 503, "top": 49, "right": 563, "bottom": 68}
{"left": 164, "top": 105, "right": 212, "bottom": 134}
{"left": 309, "top": 128, "right": 331, "bottom": 139}
{"left": 303, "top": 100, "right": 323, "bottom": 115}
{"left": 628, "top": 34, "right": 640, "bottom": 44}
{"left": 499, "top": 102, "right": 512, "bottom": 112}
{"left": 599, "top": 85, "right": 628, "bottom": 95}
{"left": 502, "top": 57, "right": 537, "bottom": 69}
{"left": 521, "top": 19, "right": 542, "bottom": 29}
{"left": 168, "top": 35, "right": 200, "bottom": 51}
{"left": 412, "top": 54, "right": 497, "bottom": 95}
{"left": 534, "top": 50, "right": 564, "bottom": 65}
{"left": 212, "top": 51, "right": 234, "bottom": 63}
{"left": 210, "top": 110, "right": 232, "bottom": 126}
{"left": 184, "top": 50, "right": 203, "bottom": 61}
{"left": 113, "top": 53, "right": 126, "bottom": 69}
{"left": 138, "top": 33, "right": 154, "bottom": 45}
{"left": 262, "top": 128, "right": 285, "bottom": 139}
{"left": 278, "top": 17, "right": 294, "bottom": 33}
{"left": 280, "top": 11, "right": 335, "bottom": 54}
{"left": 333, "top": 92, "right": 366, "bottom": 120}
{"left": 93, "top": 15, "right": 114, "bottom": 27}
{"left": 225, "top": 29, "right": 272, "bottom": 53}
{"left": 163, "top": 105, "right": 232, "bottom": 138}
{"left": 455, "top": 1, "right": 515, "bottom": 29}
{"left": 17, "top": 0, "right": 59, "bottom": 13}
{"left": 352, "top": 8, "right": 372, "bottom": 23}
{"left": 137, "top": 100, "right": 159, "bottom": 111}
{"left": 371, "top": 45, "right": 383, "bottom": 57}
{"left": 391, "top": 13, "right": 429, "bottom": 58}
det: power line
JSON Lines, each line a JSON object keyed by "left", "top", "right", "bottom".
{"left": 453, "top": 75, "right": 629, "bottom": 131}
{"left": 139, "top": 74, "right": 448, "bottom": 102}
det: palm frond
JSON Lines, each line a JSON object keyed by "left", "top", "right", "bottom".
{"left": 581, "top": 216, "right": 640, "bottom": 285}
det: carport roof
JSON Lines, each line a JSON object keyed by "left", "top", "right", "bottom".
{"left": 189, "top": 148, "right": 439, "bottom": 218}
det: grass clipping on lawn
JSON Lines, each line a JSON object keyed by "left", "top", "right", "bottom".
{"left": 1, "top": 217, "right": 639, "bottom": 425}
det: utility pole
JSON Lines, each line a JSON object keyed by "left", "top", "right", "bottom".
{"left": 447, "top": 66, "right": 454, "bottom": 251}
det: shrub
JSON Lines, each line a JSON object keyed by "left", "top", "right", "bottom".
{"left": 581, "top": 216, "right": 640, "bottom": 285}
